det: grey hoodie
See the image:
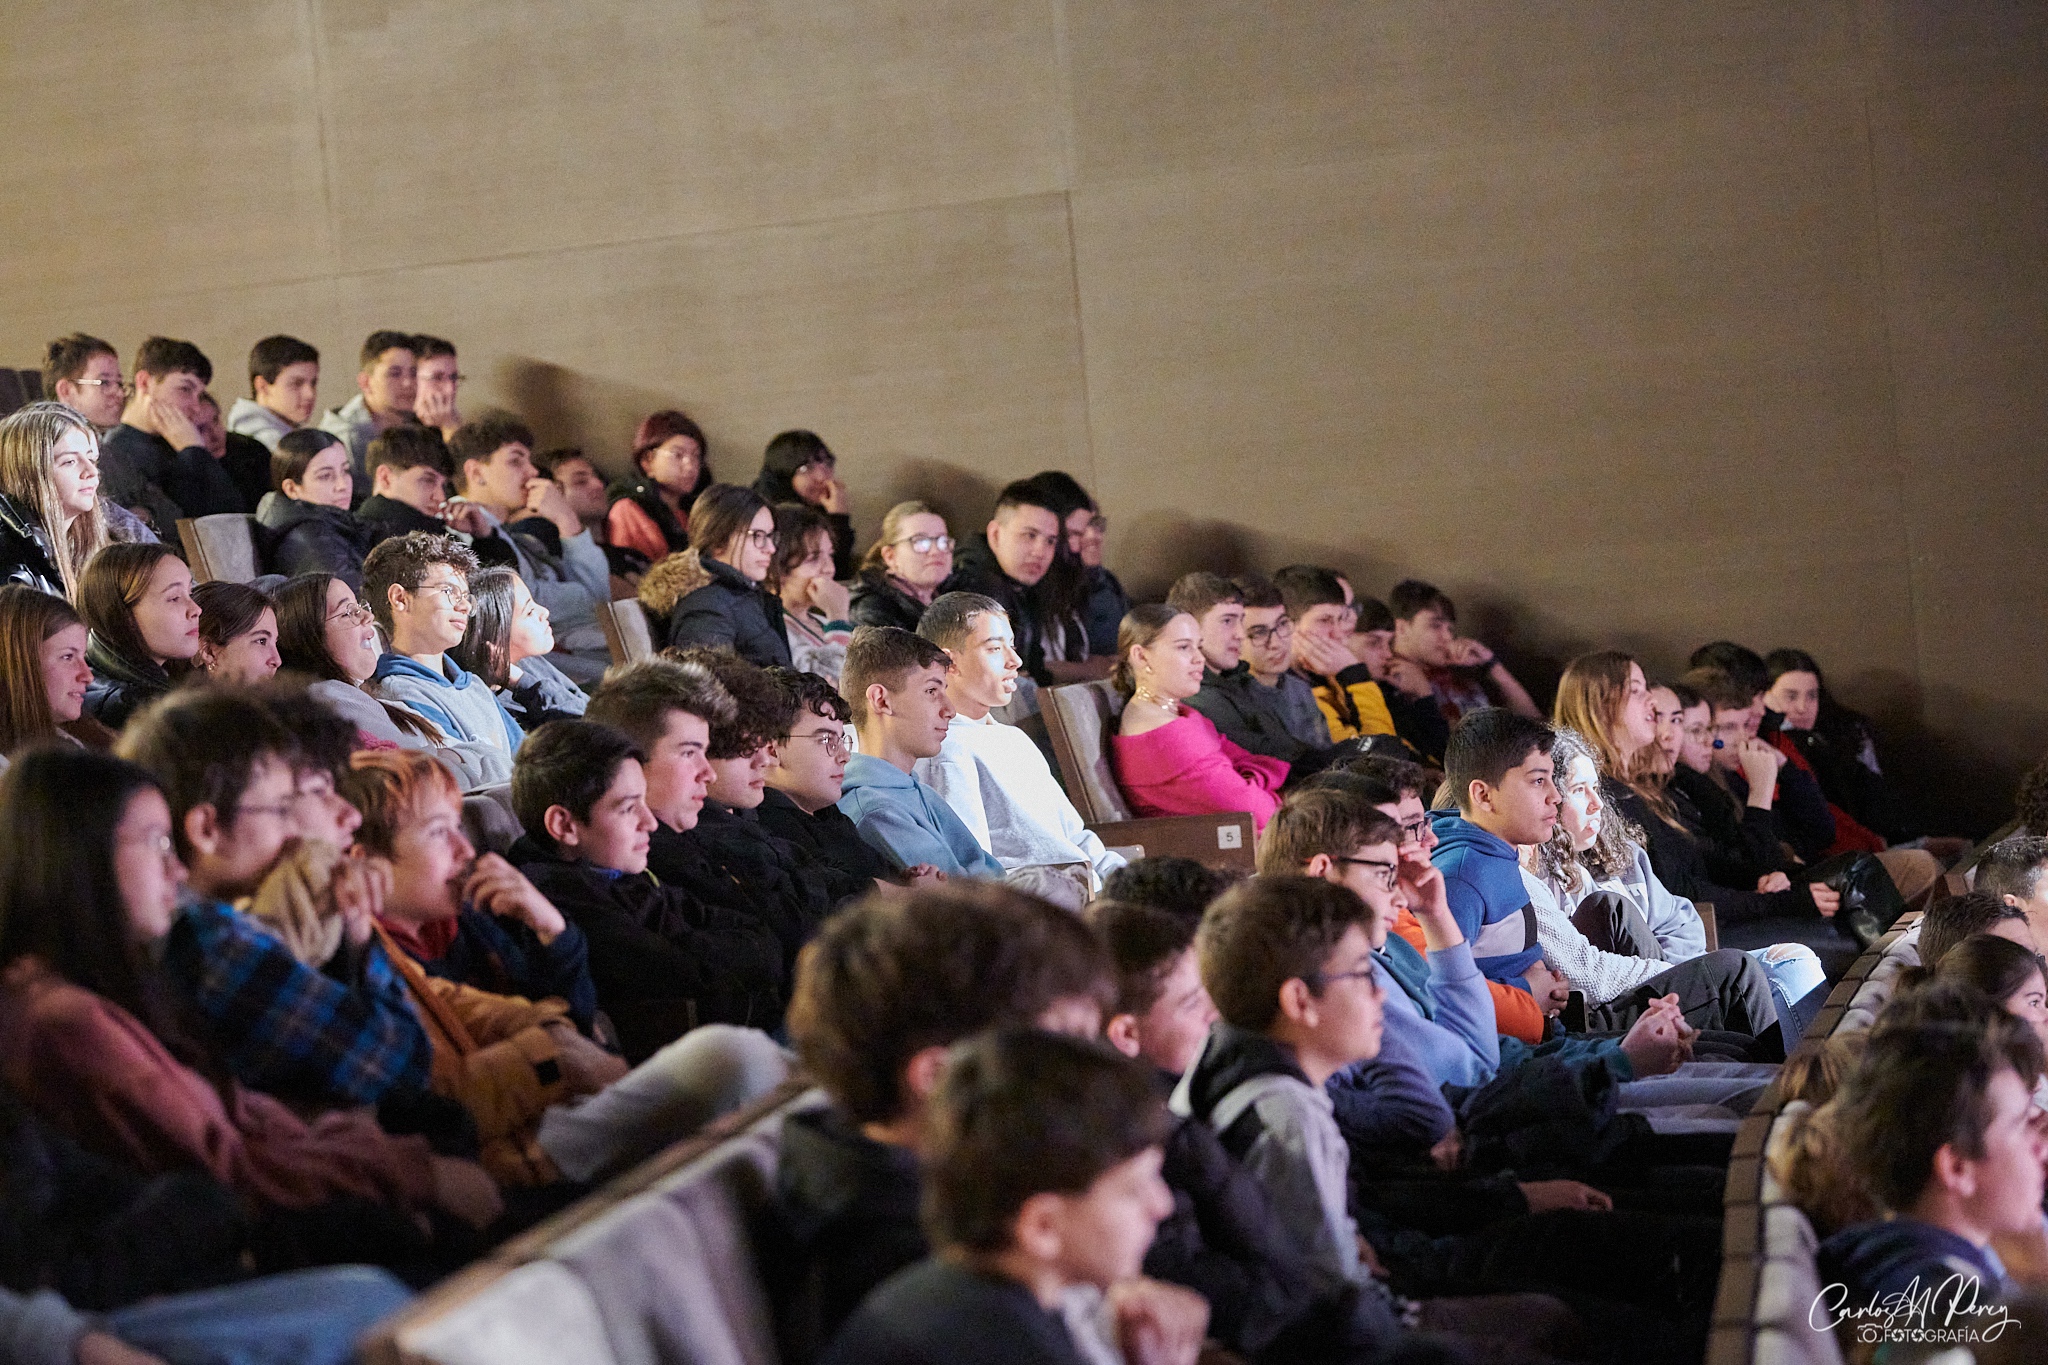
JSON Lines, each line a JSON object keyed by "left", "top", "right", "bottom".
{"left": 225, "top": 397, "right": 294, "bottom": 452}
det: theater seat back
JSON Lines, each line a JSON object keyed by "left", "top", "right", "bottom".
{"left": 1043, "top": 680, "right": 1134, "bottom": 825}
{"left": 397, "top": 1260, "right": 614, "bottom": 1365}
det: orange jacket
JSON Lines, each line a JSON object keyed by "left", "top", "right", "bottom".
{"left": 1388, "top": 908, "right": 1545, "bottom": 1044}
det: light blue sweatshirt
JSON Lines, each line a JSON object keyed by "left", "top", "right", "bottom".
{"left": 837, "top": 752, "right": 1005, "bottom": 879}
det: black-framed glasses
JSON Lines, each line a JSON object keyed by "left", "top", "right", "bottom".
{"left": 893, "top": 534, "right": 954, "bottom": 555}
{"left": 1397, "top": 816, "right": 1428, "bottom": 842}
{"left": 745, "top": 529, "right": 779, "bottom": 550}
{"left": 1334, "top": 855, "right": 1399, "bottom": 890}
{"left": 1246, "top": 619, "right": 1294, "bottom": 647}
{"left": 1305, "top": 964, "right": 1380, "bottom": 991}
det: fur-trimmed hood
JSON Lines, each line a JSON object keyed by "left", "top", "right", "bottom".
{"left": 637, "top": 547, "right": 717, "bottom": 618}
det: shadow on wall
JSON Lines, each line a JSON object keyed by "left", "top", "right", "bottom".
{"left": 498, "top": 356, "right": 677, "bottom": 480}
{"left": 871, "top": 460, "right": 1005, "bottom": 547}
{"left": 1850, "top": 674, "right": 2048, "bottom": 839}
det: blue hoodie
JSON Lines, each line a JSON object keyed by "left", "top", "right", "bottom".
{"left": 1817, "top": 1218, "right": 2008, "bottom": 1316}
{"left": 369, "top": 652, "right": 524, "bottom": 758}
{"left": 837, "top": 752, "right": 1004, "bottom": 880}
{"left": 1428, "top": 809, "right": 1543, "bottom": 983}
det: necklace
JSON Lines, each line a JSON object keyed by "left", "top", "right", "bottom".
{"left": 1133, "top": 685, "right": 1179, "bottom": 715}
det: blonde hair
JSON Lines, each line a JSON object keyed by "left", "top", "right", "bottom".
{"left": 861, "top": 500, "right": 942, "bottom": 574}
{"left": 1113, "top": 605, "right": 1187, "bottom": 699}
{"left": 0, "top": 402, "right": 109, "bottom": 601}
{"left": 1554, "top": 649, "right": 1682, "bottom": 828}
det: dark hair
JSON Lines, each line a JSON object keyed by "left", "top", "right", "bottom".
{"left": 0, "top": 587, "right": 87, "bottom": 755}
{"left": 1388, "top": 579, "right": 1455, "bottom": 624}
{"left": 533, "top": 447, "right": 593, "bottom": 479}
{"left": 665, "top": 647, "right": 795, "bottom": 758}
{"left": 840, "top": 626, "right": 950, "bottom": 726}
{"left": 1338, "top": 753, "right": 1434, "bottom": 802}
{"left": 1764, "top": 648, "right": 1823, "bottom": 687}
{"left": 272, "top": 574, "right": 352, "bottom": 683}
{"left": 1301, "top": 768, "right": 1402, "bottom": 809}
{"left": 410, "top": 334, "right": 456, "bottom": 363}
{"left": 1444, "top": 708, "right": 1555, "bottom": 812}
{"left": 511, "top": 720, "right": 644, "bottom": 853}
{"left": 1256, "top": 786, "right": 1401, "bottom": 875}
{"left": 258, "top": 683, "right": 363, "bottom": 783}
{"left": 270, "top": 427, "right": 345, "bottom": 494}
{"left": 1099, "top": 857, "right": 1241, "bottom": 924}
{"left": 366, "top": 426, "right": 451, "bottom": 479}
{"left": 78, "top": 543, "right": 183, "bottom": 685}
{"left": 632, "top": 411, "right": 713, "bottom": 502}
{"left": 358, "top": 331, "right": 417, "bottom": 371}
{"left": 1165, "top": 572, "right": 1242, "bottom": 623}
{"left": 42, "top": 333, "right": 116, "bottom": 395}
{"left": 1933, "top": 933, "right": 2047, "bottom": 1007}
{"left": 685, "top": 483, "right": 771, "bottom": 563}
{"left": 133, "top": 337, "right": 211, "bottom": 385}
{"left": 2016, "top": 759, "right": 2048, "bottom": 838}
{"left": 449, "top": 410, "right": 535, "bottom": 487}
{"left": 1086, "top": 900, "right": 1198, "bottom": 1018}
{"left": 113, "top": 690, "right": 294, "bottom": 860}
{"left": 449, "top": 567, "right": 522, "bottom": 689}
{"left": 1977, "top": 836, "right": 2048, "bottom": 907}
{"left": 767, "top": 502, "right": 835, "bottom": 592}
{"left": 1198, "top": 876, "right": 1376, "bottom": 1031}
{"left": 1231, "top": 572, "right": 1284, "bottom": 611}
{"left": 922, "top": 1030, "right": 1166, "bottom": 1254}
{"left": 992, "top": 477, "right": 1058, "bottom": 519}
{"left": 585, "top": 658, "right": 739, "bottom": 753}
{"left": 1663, "top": 679, "right": 1704, "bottom": 712}
{"left": 1271, "top": 564, "right": 1346, "bottom": 621}
{"left": 1021, "top": 470, "right": 1095, "bottom": 520}
{"left": 248, "top": 335, "right": 319, "bottom": 389}
{"left": 767, "top": 666, "right": 852, "bottom": 728}
{"left": 786, "top": 883, "right": 1115, "bottom": 1123}
{"left": 1682, "top": 667, "right": 1756, "bottom": 714}
{"left": 1837, "top": 996, "right": 2044, "bottom": 1210}
{"left": 1688, "top": 642, "right": 1768, "bottom": 699}
{"left": 1922, "top": 888, "right": 2037, "bottom": 970}
{"left": 761, "top": 430, "right": 834, "bottom": 484}
{"left": 193, "top": 581, "right": 274, "bottom": 658}
{"left": 1354, "top": 597, "right": 1394, "bottom": 634}
{"left": 361, "top": 533, "right": 477, "bottom": 634}
{"left": 1111, "top": 604, "right": 1185, "bottom": 699}
{"left": 916, "top": 590, "right": 1006, "bottom": 655}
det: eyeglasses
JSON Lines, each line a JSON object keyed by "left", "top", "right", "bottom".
{"left": 1246, "top": 620, "right": 1294, "bottom": 647}
{"left": 118, "top": 830, "right": 179, "bottom": 863}
{"left": 1334, "top": 855, "right": 1400, "bottom": 890}
{"left": 1682, "top": 723, "right": 1712, "bottom": 741}
{"left": 74, "top": 377, "right": 131, "bottom": 393}
{"left": 782, "top": 729, "right": 854, "bottom": 757}
{"left": 417, "top": 582, "right": 472, "bottom": 609}
{"left": 1397, "top": 816, "right": 1428, "bottom": 842}
{"left": 745, "top": 529, "right": 779, "bottom": 551}
{"left": 326, "top": 602, "right": 374, "bottom": 627}
{"left": 892, "top": 534, "right": 954, "bottom": 555}
{"left": 800, "top": 455, "right": 836, "bottom": 472}
{"left": 1305, "top": 964, "right": 1380, "bottom": 992}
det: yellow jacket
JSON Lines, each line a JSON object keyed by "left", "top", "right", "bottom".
{"left": 1301, "top": 665, "right": 1399, "bottom": 743}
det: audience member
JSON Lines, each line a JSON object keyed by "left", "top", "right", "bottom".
{"left": 1174, "top": 571, "right": 1322, "bottom": 765}
{"left": 850, "top": 500, "right": 954, "bottom": 632}
{"left": 1092, "top": 900, "right": 1220, "bottom": 1079}
{"left": 42, "top": 333, "right": 127, "bottom": 431}
{"left": 1919, "top": 888, "right": 2039, "bottom": 972}
{"left": 1012, "top": 472, "right": 1108, "bottom": 684}
{"left": 319, "top": 331, "right": 418, "bottom": 488}
{"left": 256, "top": 429, "right": 375, "bottom": 589}
{"left": 1099, "top": 856, "right": 1242, "bottom": 925}
{"left": 553, "top": 669, "right": 789, "bottom": 1058}
{"left": 79, "top": 543, "right": 201, "bottom": 730}
{"left": 194, "top": 390, "right": 274, "bottom": 514}
{"left": 101, "top": 336, "right": 245, "bottom": 527}
{"left": 0, "top": 401, "right": 108, "bottom": 600}
{"left": 191, "top": 581, "right": 282, "bottom": 687}
{"left": 1387, "top": 578, "right": 1541, "bottom": 723}
{"left": 645, "top": 482, "right": 793, "bottom": 666}
{"left": 1678, "top": 665, "right": 1841, "bottom": 868}
{"left": 838, "top": 626, "right": 1002, "bottom": 879}
{"left": 1973, "top": 838, "right": 2048, "bottom": 945}
{"left": 607, "top": 410, "right": 709, "bottom": 562}
{"left": 822, "top": 1029, "right": 1203, "bottom": 1365}
{"left": 1764, "top": 647, "right": 1933, "bottom": 847}
{"left": 533, "top": 447, "right": 609, "bottom": 538}
{"left": 365, "top": 534, "right": 523, "bottom": 769}
{"left": 448, "top": 411, "right": 611, "bottom": 679}
{"left": 755, "top": 430, "right": 855, "bottom": 580}
{"left": 758, "top": 668, "right": 895, "bottom": 886}
{"left": 1923, "top": 934, "right": 2048, "bottom": 1057}
{"left": 1110, "top": 605, "right": 1286, "bottom": 832}
{"left": 943, "top": 479, "right": 1066, "bottom": 690}
{"left": 0, "top": 586, "right": 109, "bottom": 760}
{"left": 1029, "top": 469, "right": 1130, "bottom": 658}
{"left": 771, "top": 501, "right": 855, "bottom": 687}
{"left": 451, "top": 567, "right": 588, "bottom": 730}
{"left": 915, "top": 591, "right": 1124, "bottom": 907}
{"left": 410, "top": 335, "right": 463, "bottom": 441}
{"left": 1270, "top": 564, "right": 1401, "bottom": 749}
{"left": 227, "top": 335, "right": 320, "bottom": 452}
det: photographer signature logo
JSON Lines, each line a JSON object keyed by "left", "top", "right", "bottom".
{"left": 1812, "top": 1273, "right": 2022, "bottom": 1346}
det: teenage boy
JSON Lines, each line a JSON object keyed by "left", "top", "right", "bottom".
{"left": 113, "top": 690, "right": 433, "bottom": 1107}
{"left": 760, "top": 667, "right": 899, "bottom": 887}
{"left": 1917, "top": 889, "right": 2040, "bottom": 970}
{"left": 356, "top": 426, "right": 514, "bottom": 563}
{"left": 1099, "top": 857, "right": 1242, "bottom": 926}
{"left": 320, "top": 330, "right": 419, "bottom": 486}
{"left": 448, "top": 411, "right": 611, "bottom": 680}
{"left": 229, "top": 335, "right": 320, "bottom": 451}
{"left": 942, "top": 479, "right": 1067, "bottom": 691}
{"left": 1269, "top": 565, "right": 1401, "bottom": 747}
{"left": 412, "top": 334, "right": 463, "bottom": 440}
{"left": 1974, "top": 836, "right": 2048, "bottom": 948}
{"left": 837, "top": 626, "right": 1004, "bottom": 880}
{"left": 765, "top": 882, "right": 1121, "bottom": 1359}
{"left": 43, "top": 332, "right": 127, "bottom": 430}
{"left": 822, "top": 1030, "right": 1204, "bottom": 1365}
{"left": 194, "top": 391, "right": 276, "bottom": 513}
{"left": 102, "top": 336, "right": 246, "bottom": 527}
{"left": 1820, "top": 1004, "right": 2047, "bottom": 1312}
{"left": 915, "top": 591, "right": 1125, "bottom": 908}
{"left": 364, "top": 533, "right": 523, "bottom": 776}
{"left": 256, "top": 430, "right": 376, "bottom": 589}
{"left": 1386, "top": 579, "right": 1541, "bottom": 723}
{"left": 1175, "top": 572, "right": 1327, "bottom": 765}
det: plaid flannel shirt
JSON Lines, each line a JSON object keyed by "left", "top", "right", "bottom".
{"left": 164, "top": 898, "right": 431, "bottom": 1105}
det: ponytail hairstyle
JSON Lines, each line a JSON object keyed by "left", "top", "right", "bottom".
{"left": 1113, "top": 604, "right": 1185, "bottom": 700}
{"left": 0, "top": 401, "right": 109, "bottom": 601}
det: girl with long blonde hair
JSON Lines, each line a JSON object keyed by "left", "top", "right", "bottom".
{"left": 0, "top": 401, "right": 109, "bottom": 601}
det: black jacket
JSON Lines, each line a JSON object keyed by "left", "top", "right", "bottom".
{"left": 756, "top": 788, "right": 895, "bottom": 886}
{"left": 99, "top": 423, "right": 245, "bottom": 528}
{"left": 821, "top": 1259, "right": 1088, "bottom": 1365}
{"left": 604, "top": 473, "right": 691, "bottom": 555}
{"left": 667, "top": 554, "right": 794, "bottom": 668}
{"left": 83, "top": 632, "right": 173, "bottom": 731}
{"left": 648, "top": 812, "right": 840, "bottom": 980}
{"left": 941, "top": 537, "right": 1045, "bottom": 683}
{"left": 255, "top": 493, "right": 376, "bottom": 592}
{"left": 0, "top": 492, "right": 67, "bottom": 596}
{"left": 846, "top": 568, "right": 929, "bottom": 633}
{"left": 1668, "top": 765, "right": 1792, "bottom": 886}
{"left": 1185, "top": 664, "right": 1322, "bottom": 764}
{"left": 1604, "top": 779, "right": 1806, "bottom": 925}
{"left": 511, "top": 836, "right": 784, "bottom": 1062}
{"left": 354, "top": 494, "right": 518, "bottom": 570}
{"left": 221, "top": 432, "right": 273, "bottom": 515}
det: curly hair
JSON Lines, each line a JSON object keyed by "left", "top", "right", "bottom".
{"left": 663, "top": 646, "right": 795, "bottom": 758}
{"left": 1527, "top": 727, "right": 1646, "bottom": 889}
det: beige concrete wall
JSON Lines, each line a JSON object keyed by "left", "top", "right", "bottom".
{"left": 4, "top": 0, "right": 2043, "bottom": 827}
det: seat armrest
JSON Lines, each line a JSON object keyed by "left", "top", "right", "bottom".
{"left": 1086, "top": 813, "right": 1256, "bottom": 873}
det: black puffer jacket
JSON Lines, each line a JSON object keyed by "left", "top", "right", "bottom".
{"left": 83, "top": 632, "right": 173, "bottom": 731}
{"left": 254, "top": 492, "right": 376, "bottom": 592}
{"left": 846, "top": 568, "right": 928, "bottom": 633}
{"left": 0, "top": 493, "right": 66, "bottom": 597}
{"left": 647, "top": 549, "right": 793, "bottom": 668}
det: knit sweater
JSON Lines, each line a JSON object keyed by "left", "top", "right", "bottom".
{"left": 1110, "top": 709, "right": 1286, "bottom": 832}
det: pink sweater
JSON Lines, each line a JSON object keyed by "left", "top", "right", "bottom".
{"left": 1111, "top": 708, "right": 1288, "bottom": 830}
